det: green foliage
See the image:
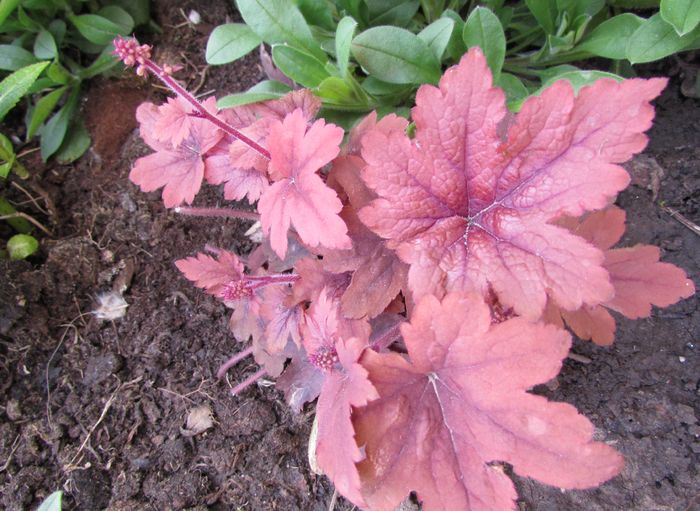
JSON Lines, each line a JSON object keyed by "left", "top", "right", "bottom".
{"left": 0, "top": 0, "right": 151, "bottom": 161}
{"left": 209, "top": 0, "right": 696, "bottom": 124}
{"left": 7, "top": 232, "right": 38, "bottom": 259}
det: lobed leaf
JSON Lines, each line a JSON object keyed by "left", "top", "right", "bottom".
{"left": 359, "top": 48, "right": 666, "bottom": 318}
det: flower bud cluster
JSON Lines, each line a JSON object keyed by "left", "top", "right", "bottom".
{"left": 113, "top": 36, "right": 152, "bottom": 76}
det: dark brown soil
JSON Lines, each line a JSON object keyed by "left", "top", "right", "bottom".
{"left": 1, "top": 2, "right": 698, "bottom": 510}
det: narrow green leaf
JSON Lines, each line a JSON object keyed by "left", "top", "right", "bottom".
{"left": 463, "top": 7, "right": 506, "bottom": 79}
{"left": 0, "top": 45, "right": 38, "bottom": 71}
{"left": 627, "top": 13, "right": 700, "bottom": 63}
{"left": 217, "top": 80, "right": 292, "bottom": 108}
{"left": 0, "top": 0, "right": 20, "bottom": 25}
{"left": 660, "top": 0, "right": 700, "bottom": 35}
{"left": 0, "top": 198, "right": 32, "bottom": 232}
{"left": 40, "top": 88, "right": 78, "bottom": 160}
{"left": 68, "top": 14, "right": 128, "bottom": 45}
{"left": 578, "top": 13, "right": 644, "bottom": 59}
{"left": 0, "top": 132, "right": 14, "bottom": 161}
{"left": 335, "top": 16, "right": 358, "bottom": 78}
{"left": 55, "top": 121, "right": 90, "bottom": 163}
{"left": 0, "top": 61, "right": 49, "bottom": 121}
{"left": 441, "top": 9, "right": 466, "bottom": 61}
{"left": 271, "top": 44, "right": 330, "bottom": 88}
{"left": 33, "top": 30, "right": 58, "bottom": 60}
{"left": 236, "top": 0, "right": 325, "bottom": 60}
{"left": 418, "top": 17, "right": 454, "bottom": 61}
{"left": 206, "top": 23, "right": 261, "bottom": 65}
{"left": 351, "top": 26, "right": 441, "bottom": 84}
{"left": 98, "top": 5, "right": 135, "bottom": 35}
{"left": 27, "top": 86, "right": 66, "bottom": 138}
{"left": 7, "top": 233, "right": 39, "bottom": 259}
{"left": 37, "top": 491, "right": 63, "bottom": 511}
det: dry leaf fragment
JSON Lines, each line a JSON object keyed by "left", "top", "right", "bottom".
{"left": 181, "top": 404, "right": 214, "bottom": 437}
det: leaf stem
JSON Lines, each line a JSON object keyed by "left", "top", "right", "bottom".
{"left": 230, "top": 368, "right": 268, "bottom": 396}
{"left": 216, "top": 346, "right": 254, "bottom": 378}
{"left": 174, "top": 206, "right": 260, "bottom": 221}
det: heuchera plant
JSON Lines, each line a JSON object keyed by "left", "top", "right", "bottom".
{"left": 114, "top": 36, "right": 695, "bottom": 510}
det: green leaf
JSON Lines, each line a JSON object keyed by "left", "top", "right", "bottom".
{"left": 418, "top": 17, "right": 454, "bottom": 61}
{"left": 98, "top": 5, "right": 135, "bottom": 35}
{"left": 236, "top": 0, "right": 325, "bottom": 60}
{"left": 271, "top": 44, "right": 331, "bottom": 88}
{"left": 40, "top": 88, "right": 77, "bottom": 160}
{"left": 112, "top": 0, "right": 150, "bottom": 26}
{"left": 55, "top": 121, "right": 90, "bottom": 163}
{"left": 525, "top": 0, "right": 558, "bottom": 33}
{"left": 316, "top": 76, "right": 370, "bottom": 110}
{"left": 297, "top": 0, "right": 335, "bottom": 30}
{"left": 361, "top": 75, "right": 412, "bottom": 97}
{"left": 33, "top": 30, "right": 58, "bottom": 60}
{"left": 441, "top": 9, "right": 466, "bottom": 61}
{"left": 0, "top": 45, "right": 38, "bottom": 71}
{"left": 0, "top": 197, "right": 32, "bottom": 232}
{"left": 68, "top": 14, "right": 129, "bottom": 45}
{"left": 206, "top": 23, "right": 261, "bottom": 65}
{"left": 37, "top": 491, "right": 63, "bottom": 511}
{"left": 627, "top": 13, "right": 700, "bottom": 63}
{"left": 497, "top": 72, "right": 529, "bottom": 108}
{"left": 578, "top": 13, "right": 644, "bottom": 59}
{"left": 463, "top": 7, "right": 506, "bottom": 79}
{"left": 0, "top": 61, "right": 49, "bottom": 121}
{"left": 366, "top": 0, "right": 420, "bottom": 27}
{"left": 26, "top": 86, "right": 66, "bottom": 138}
{"left": 46, "top": 61, "right": 71, "bottom": 84}
{"left": 660, "top": 0, "right": 700, "bottom": 35}
{"left": 7, "top": 233, "right": 39, "bottom": 259}
{"left": 351, "top": 26, "right": 441, "bottom": 84}
{"left": 217, "top": 80, "right": 292, "bottom": 108}
{"left": 48, "top": 19, "right": 67, "bottom": 45}
{"left": 0, "top": 0, "right": 20, "bottom": 25}
{"left": 0, "top": 132, "right": 14, "bottom": 161}
{"left": 335, "top": 16, "right": 357, "bottom": 78}
{"left": 17, "top": 6, "right": 41, "bottom": 31}
{"left": 78, "top": 46, "right": 118, "bottom": 80}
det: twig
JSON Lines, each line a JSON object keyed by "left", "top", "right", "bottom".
{"left": 0, "top": 212, "right": 52, "bottom": 236}
{"left": 0, "top": 435, "right": 20, "bottom": 472}
{"left": 11, "top": 181, "right": 49, "bottom": 215}
{"left": 568, "top": 352, "right": 592, "bottom": 364}
{"left": 662, "top": 206, "right": 700, "bottom": 237}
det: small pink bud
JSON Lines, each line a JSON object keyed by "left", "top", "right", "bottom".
{"left": 309, "top": 345, "right": 339, "bottom": 372}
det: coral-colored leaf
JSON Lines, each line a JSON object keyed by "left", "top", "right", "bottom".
{"left": 175, "top": 249, "right": 244, "bottom": 296}
{"left": 131, "top": 100, "right": 222, "bottom": 208}
{"left": 291, "top": 257, "right": 351, "bottom": 304}
{"left": 359, "top": 48, "right": 666, "bottom": 318}
{"left": 154, "top": 97, "right": 217, "bottom": 148}
{"left": 549, "top": 207, "right": 695, "bottom": 344}
{"left": 257, "top": 284, "right": 304, "bottom": 377}
{"left": 258, "top": 109, "right": 350, "bottom": 258}
{"left": 355, "top": 293, "right": 623, "bottom": 511}
{"left": 605, "top": 245, "right": 695, "bottom": 318}
{"left": 315, "top": 337, "right": 378, "bottom": 507}
{"left": 205, "top": 139, "right": 269, "bottom": 203}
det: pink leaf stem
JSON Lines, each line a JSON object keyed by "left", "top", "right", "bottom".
{"left": 175, "top": 206, "right": 260, "bottom": 221}
{"left": 230, "top": 368, "right": 268, "bottom": 396}
{"left": 216, "top": 346, "right": 254, "bottom": 378}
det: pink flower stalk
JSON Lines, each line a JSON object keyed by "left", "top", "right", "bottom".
{"left": 113, "top": 36, "right": 270, "bottom": 160}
